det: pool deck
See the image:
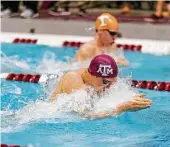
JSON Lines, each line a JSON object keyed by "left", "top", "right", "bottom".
{"left": 1, "top": 18, "right": 170, "bottom": 40}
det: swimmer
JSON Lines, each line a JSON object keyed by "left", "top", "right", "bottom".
{"left": 76, "top": 13, "right": 129, "bottom": 66}
{"left": 50, "top": 54, "right": 152, "bottom": 118}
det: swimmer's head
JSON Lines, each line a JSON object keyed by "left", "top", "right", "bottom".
{"left": 88, "top": 54, "right": 118, "bottom": 78}
{"left": 95, "top": 13, "right": 119, "bottom": 32}
{"left": 88, "top": 54, "right": 118, "bottom": 91}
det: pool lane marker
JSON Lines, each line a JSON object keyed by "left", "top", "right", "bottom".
{"left": 131, "top": 80, "right": 170, "bottom": 92}
{"left": 0, "top": 144, "right": 27, "bottom": 147}
{"left": 62, "top": 41, "right": 142, "bottom": 52}
{"left": 11, "top": 38, "right": 142, "bottom": 51}
{"left": 13, "top": 38, "right": 37, "bottom": 44}
{"left": 0, "top": 73, "right": 58, "bottom": 83}
{"left": 1, "top": 73, "right": 170, "bottom": 92}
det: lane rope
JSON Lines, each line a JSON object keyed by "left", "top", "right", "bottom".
{"left": 62, "top": 41, "right": 142, "bottom": 51}
{"left": 13, "top": 38, "right": 37, "bottom": 44}
{"left": 11, "top": 38, "right": 142, "bottom": 52}
{"left": 0, "top": 144, "right": 27, "bottom": 147}
{"left": 1, "top": 73, "right": 170, "bottom": 91}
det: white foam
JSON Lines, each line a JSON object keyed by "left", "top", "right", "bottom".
{"left": 1, "top": 33, "right": 143, "bottom": 133}
{"left": 1, "top": 76, "right": 137, "bottom": 133}
{"left": 1, "top": 82, "right": 22, "bottom": 95}
{"left": 1, "top": 51, "right": 30, "bottom": 73}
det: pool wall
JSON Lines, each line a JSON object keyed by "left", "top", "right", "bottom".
{"left": 2, "top": 18, "right": 170, "bottom": 40}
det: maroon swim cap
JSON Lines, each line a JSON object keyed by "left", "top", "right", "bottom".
{"left": 88, "top": 54, "right": 118, "bottom": 78}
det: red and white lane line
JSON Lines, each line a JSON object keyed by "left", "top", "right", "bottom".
{"left": 0, "top": 144, "right": 27, "bottom": 147}
{"left": 13, "top": 38, "right": 37, "bottom": 44}
{"left": 62, "top": 41, "right": 142, "bottom": 52}
{"left": 1, "top": 73, "right": 170, "bottom": 92}
{"left": 1, "top": 32, "right": 170, "bottom": 55}
{"left": 0, "top": 73, "right": 58, "bottom": 83}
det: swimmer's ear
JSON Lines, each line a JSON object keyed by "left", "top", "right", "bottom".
{"left": 117, "top": 32, "right": 122, "bottom": 38}
{"left": 138, "top": 93, "right": 146, "bottom": 97}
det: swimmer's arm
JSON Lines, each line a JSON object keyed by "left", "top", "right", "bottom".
{"left": 76, "top": 49, "right": 84, "bottom": 62}
{"left": 83, "top": 95, "right": 152, "bottom": 119}
{"left": 112, "top": 46, "right": 129, "bottom": 66}
{"left": 50, "top": 88, "right": 59, "bottom": 102}
{"left": 80, "top": 108, "right": 122, "bottom": 119}
{"left": 81, "top": 111, "right": 117, "bottom": 119}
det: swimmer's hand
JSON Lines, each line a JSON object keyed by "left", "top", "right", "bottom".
{"left": 49, "top": 96, "right": 56, "bottom": 102}
{"left": 49, "top": 92, "right": 58, "bottom": 102}
{"left": 79, "top": 94, "right": 152, "bottom": 119}
{"left": 80, "top": 110, "right": 115, "bottom": 119}
{"left": 116, "top": 96, "right": 152, "bottom": 115}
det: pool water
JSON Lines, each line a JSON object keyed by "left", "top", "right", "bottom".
{"left": 1, "top": 43, "right": 170, "bottom": 147}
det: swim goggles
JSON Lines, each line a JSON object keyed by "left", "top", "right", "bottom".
{"left": 96, "top": 29, "right": 118, "bottom": 36}
{"left": 107, "top": 30, "right": 118, "bottom": 36}
{"left": 102, "top": 79, "right": 112, "bottom": 87}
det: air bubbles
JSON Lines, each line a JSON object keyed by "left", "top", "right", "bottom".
{"left": 85, "top": 26, "right": 95, "bottom": 32}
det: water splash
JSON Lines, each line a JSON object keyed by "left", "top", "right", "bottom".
{"left": 1, "top": 49, "right": 138, "bottom": 133}
{"left": 1, "top": 51, "right": 30, "bottom": 73}
{"left": 85, "top": 26, "right": 95, "bottom": 32}
{"left": 1, "top": 82, "right": 22, "bottom": 95}
{"left": 1, "top": 50, "right": 90, "bottom": 74}
{"left": 36, "top": 51, "right": 91, "bottom": 74}
{"left": 1, "top": 76, "right": 137, "bottom": 133}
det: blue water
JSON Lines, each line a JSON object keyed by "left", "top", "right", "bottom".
{"left": 1, "top": 43, "right": 170, "bottom": 147}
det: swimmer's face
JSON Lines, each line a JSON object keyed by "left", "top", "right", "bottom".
{"left": 96, "top": 30, "right": 117, "bottom": 45}
{"left": 91, "top": 76, "right": 117, "bottom": 92}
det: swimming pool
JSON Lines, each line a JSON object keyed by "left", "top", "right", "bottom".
{"left": 1, "top": 42, "right": 170, "bottom": 147}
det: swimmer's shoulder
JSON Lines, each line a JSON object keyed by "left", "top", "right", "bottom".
{"left": 62, "top": 71, "right": 83, "bottom": 82}
{"left": 79, "top": 40, "right": 96, "bottom": 53}
{"left": 60, "top": 70, "right": 85, "bottom": 93}
{"left": 76, "top": 40, "right": 96, "bottom": 61}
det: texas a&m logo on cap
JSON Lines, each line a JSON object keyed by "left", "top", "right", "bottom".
{"left": 97, "top": 64, "right": 113, "bottom": 76}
